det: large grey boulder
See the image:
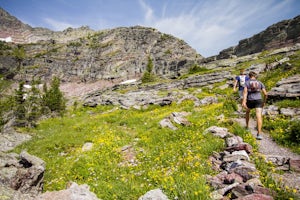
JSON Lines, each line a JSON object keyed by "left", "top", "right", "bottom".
{"left": 0, "top": 151, "right": 45, "bottom": 198}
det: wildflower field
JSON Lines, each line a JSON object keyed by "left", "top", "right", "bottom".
{"left": 12, "top": 50, "right": 300, "bottom": 199}
{"left": 15, "top": 101, "right": 228, "bottom": 199}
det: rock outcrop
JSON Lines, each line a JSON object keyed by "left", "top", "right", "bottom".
{"left": 268, "top": 74, "right": 300, "bottom": 100}
{"left": 0, "top": 7, "right": 95, "bottom": 44}
{"left": 0, "top": 151, "right": 45, "bottom": 199}
{"left": 206, "top": 15, "right": 300, "bottom": 60}
{"left": 205, "top": 126, "right": 274, "bottom": 200}
{"left": 83, "top": 71, "right": 229, "bottom": 108}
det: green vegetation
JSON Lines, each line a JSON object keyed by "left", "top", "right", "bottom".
{"left": 0, "top": 41, "right": 11, "bottom": 55}
{"left": 0, "top": 95, "right": 14, "bottom": 129}
{"left": 188, "top": 64, "right": 210, "bottom": 75}
{"left": 12, "top": 45, "right": 26, "bottom": 70}
{"left": 160, "top": 33, "right": 173, "bottom": 41}
{"left": 14, "top": 102, "right": 225, "bottom": 199}
{"left": 261, "top": 50, "right": 300, "bottom": 154}
{"left": 275, "top": 99, "right": 300, "bottom": 108}
{"left": 67, "top": 41, "right": 82, "bottom": 48}
{"left": 264, "top": 117, "right": 300, "bottom": 154}
{"left": 0, "top": 45, "right": 299, "bottom": 199}
{"left": 164, "top": 49, "right": 172, "bottom": 55}
{"left": 141, "top": 56, "right": 156, "bottom": 83}
{"left": 42, "top": 77, "right": 66, "bottom": 114}
{"left": 254, "top": 154, "right": 298, "bottom": 199}
{"left": 9, "top": 77, "right": 67, "bottom": 127}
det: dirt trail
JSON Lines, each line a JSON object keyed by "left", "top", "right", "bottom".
{"left": 235, "top": 117, "right": 300, "bottom": 196}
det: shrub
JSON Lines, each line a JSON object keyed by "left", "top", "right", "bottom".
{"left": 141, "top": 57, "right": 156, "bottom": 83}
{"left": 286, "top": 120, "right": 300, "bottom": 143}
{"left": 12, "top": 45, "right": 26, "bottom": 70}
{"left": 14, "top": 82, "right": 26, "bottom": 122}
{"left": 188, "top": 64, "right": 208, "bottom": 74}
{"left": 275, "top": 99, "right": 300, "bottom": 108}
{"left": 42, "top": 77, "right": 66, "bottom": 114}
{"left": 222, "top": 97, "right": 238, "bottom": 113}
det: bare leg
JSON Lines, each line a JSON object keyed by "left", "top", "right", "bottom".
{"left": 245, "top": 108, "right": 250, "bottom": 128}
{"left": 256, "top": 108, "right": 263, "bottom": 134}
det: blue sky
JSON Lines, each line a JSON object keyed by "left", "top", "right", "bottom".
{"left": 1, "top": 0, "right": 299, "bottom": 57}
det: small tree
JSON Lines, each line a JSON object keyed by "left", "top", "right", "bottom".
{"left": 26, "top": 85, "right": 42, "bottom": 125}
{"left": 141, "top": 56, "right": 155, "bottom": 83}
{"left": 14, "top": 82, "right": 26, "bottom": 126}
{"left": 42, "top": 77, "right": 66, "bottom": 114}
{"left": 12, "top": 45, "right": 26, "bottom": 71}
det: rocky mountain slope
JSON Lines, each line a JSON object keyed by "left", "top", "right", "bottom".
{"left": 0, "top": 7, "right": 201, "bottom": 84}
{"left": 206, "top": 15, "right": 300, "bottom": 61}
{"left": 0, "top": 7, "right": 95, "bottom": 44}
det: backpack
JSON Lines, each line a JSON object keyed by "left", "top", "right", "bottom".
{"left": 248, "top": 80, "right": 261, "bottom": 92}
{"left": 239, "top": 75, "right": 246, "bottom": 87}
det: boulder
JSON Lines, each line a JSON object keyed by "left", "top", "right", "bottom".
{"left": 0, "top": 151, "right": 45, "bottom": 198}
{"left": 36, "top": 182, "right": 99, "bottom": 200}
{"left": 289, "top": 159, "right": 300, "bottom": 172}
{"left": 159, "top": 118, "right": 177, "bottom": 130}
{"left": 236, "top": 193, "right": 274, "bottom": 200}
{"left": 223, "top": 150, "right": 250, "bottom": 162}
{"left": 225, "top": 143, "right": 253, "bottom": 154}
{"left": 231, "top": 184, "right": 253, "bottom": 198}
{"left": 225, "top": 136, "right": 244, "bottom": 147}
{"left": 232, "top": 166, "right": 259, "bottom": 182}
{"left": 170, "top": 112, "right": 191, "bottom": 126}
{"left": 204, "top": 126, "right": 232, "bottom": 138}
{"left": 138, "top": 188, "right": 169, "bottom": 200}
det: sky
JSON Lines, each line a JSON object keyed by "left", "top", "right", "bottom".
{"left": 0, "top": 0, "right": 299, "bottom": 57}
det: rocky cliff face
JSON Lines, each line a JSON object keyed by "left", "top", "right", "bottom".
{"left": 0, "top": 8, "right": 202, "bottom": 83}
{"left": 0, "top": 8, "right": 95, "bottom": 44}
{"left": 207, "top": 15, "right": 300, "bottom": 60}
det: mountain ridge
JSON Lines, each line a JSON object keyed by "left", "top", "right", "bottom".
{"left": 0, "top": 7, "right": 202, "bottom": 83}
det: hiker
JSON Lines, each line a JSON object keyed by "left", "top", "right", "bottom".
{"left": 233, "top": 69, "right": 249, "bottom": 105}
{"left": 242, "top": 71, "right": 267, "bottom": 140}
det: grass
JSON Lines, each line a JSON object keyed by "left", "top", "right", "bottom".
{"left": 264, "top": 116, "right": 300, "bottom": 154}
{"left": 260, "top": 49, "right": 300, "bottom": 154}
{"left": 275, "top": 99, "right": 300, "bottom": 109}
{"left": 14, "top": 101, "right": 225, "bottom": 199}
{"left": 254, "top": 154, "right": 299, "bottom": 200}
{"left": 5, "top": 48, "right": 300, "bottom": 199}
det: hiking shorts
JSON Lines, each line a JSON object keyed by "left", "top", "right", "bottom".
{"left": 246, "top": 99, "right": 263, "bottom": 109}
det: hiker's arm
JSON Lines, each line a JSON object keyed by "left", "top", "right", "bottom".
{"left": 242, "top": 87, "right": 248, "bottom": 109}
{"left": 262, "top": 88, "right": 267, "bottom": 106}
{"left": 233, "top": 79, "right": 238, "bottom": 91}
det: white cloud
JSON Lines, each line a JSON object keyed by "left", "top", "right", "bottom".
{"left": 44, "top": 18, "right": 78, "bottom": 31}
{"left": 138, "top": 0, "right": 154, "bottom": 23}
{"left": 140, "top": 0, "right": 293, "bottom": 57}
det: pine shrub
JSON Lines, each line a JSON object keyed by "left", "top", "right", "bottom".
{"left": 141, "top": 56, "right": 156, "bottom": 83}
{"left": 42, "top": 77, "right": 66, "bottom": 114}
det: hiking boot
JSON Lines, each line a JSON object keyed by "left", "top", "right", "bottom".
{"left": 256, "top": 134, "right": 263, "bottom": 140}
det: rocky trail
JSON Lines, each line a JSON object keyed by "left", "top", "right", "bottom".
{"left": 235, "top": 117, "right": 300, "bottom": 196}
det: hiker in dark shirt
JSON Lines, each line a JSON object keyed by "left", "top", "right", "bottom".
{"left": 242, "top": 71, "right": 267, "bottom": 140}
